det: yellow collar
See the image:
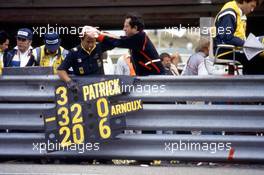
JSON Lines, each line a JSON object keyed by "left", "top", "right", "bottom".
{"left": 81, "top": 43, "right": 96, "bottom": 55}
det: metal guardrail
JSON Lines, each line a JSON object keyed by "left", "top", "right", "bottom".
{"left": 1, "top": 104, "right": 264, "bottom": 132}
{"left": 0, "top": 72, "right": 264, "bottom": 162}
{"left": 1, "top": 75, "right": 264, "bottom": 102}
{"left": 0, "top": 133, "right": 264, "bottom": 162}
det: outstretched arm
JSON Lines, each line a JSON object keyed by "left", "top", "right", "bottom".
{"left": 97, "top": 31, "right": 143, "bottom": 50}
{"left": 99, "top": 31, "right": 121, "bottom": 39}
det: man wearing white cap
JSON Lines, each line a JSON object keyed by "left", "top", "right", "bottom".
{"left": 32, "top": 32, "right": 68, "bottom": 74}
{"left": 4, "top": 28, "right": 36, "bottom": 67}
{"left": 57, "top": 26, "right": 114, "bottom": 91}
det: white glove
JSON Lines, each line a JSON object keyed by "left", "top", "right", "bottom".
{"left": 79, "top": 26, "right": 101, "bottom": 38}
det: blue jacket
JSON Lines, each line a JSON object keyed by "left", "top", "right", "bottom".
{"left": 4, "top": 49, "right": 36, "bottom": 67}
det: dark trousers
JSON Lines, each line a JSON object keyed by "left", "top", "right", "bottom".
{"left": 216, "top": 49, "right": 264, "bottom": 75}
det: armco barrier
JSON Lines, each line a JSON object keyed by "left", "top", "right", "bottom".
{"left": 0, "top": 69, "right": 264, "bottom": 162}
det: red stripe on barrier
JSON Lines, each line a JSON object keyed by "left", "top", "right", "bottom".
{"left": 228, "top": 148, "right": 235, "bottom": 161}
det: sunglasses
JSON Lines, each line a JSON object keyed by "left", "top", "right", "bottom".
{"left": 17, "top": 37, "right": 27, "bottom": 42}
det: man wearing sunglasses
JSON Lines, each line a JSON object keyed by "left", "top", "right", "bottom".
{"left": 4, "top": 28, "right": 36, "bottom": 67}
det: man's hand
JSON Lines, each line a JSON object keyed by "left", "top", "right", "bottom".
{"left": 66, "top": 80, "right": 80, "bottom": 93}
{"left": 80, "top": 26, "right": 101, "bottom": 38}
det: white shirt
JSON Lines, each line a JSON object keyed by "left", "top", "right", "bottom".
{"left": 0, "top": 51, "right": 4, "bottom": 73}
{"left": 12, "top": 46, "right": 33, "bottom": 67}
{"left": 0, "top": 51, "right": 3, "bottom": 66}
